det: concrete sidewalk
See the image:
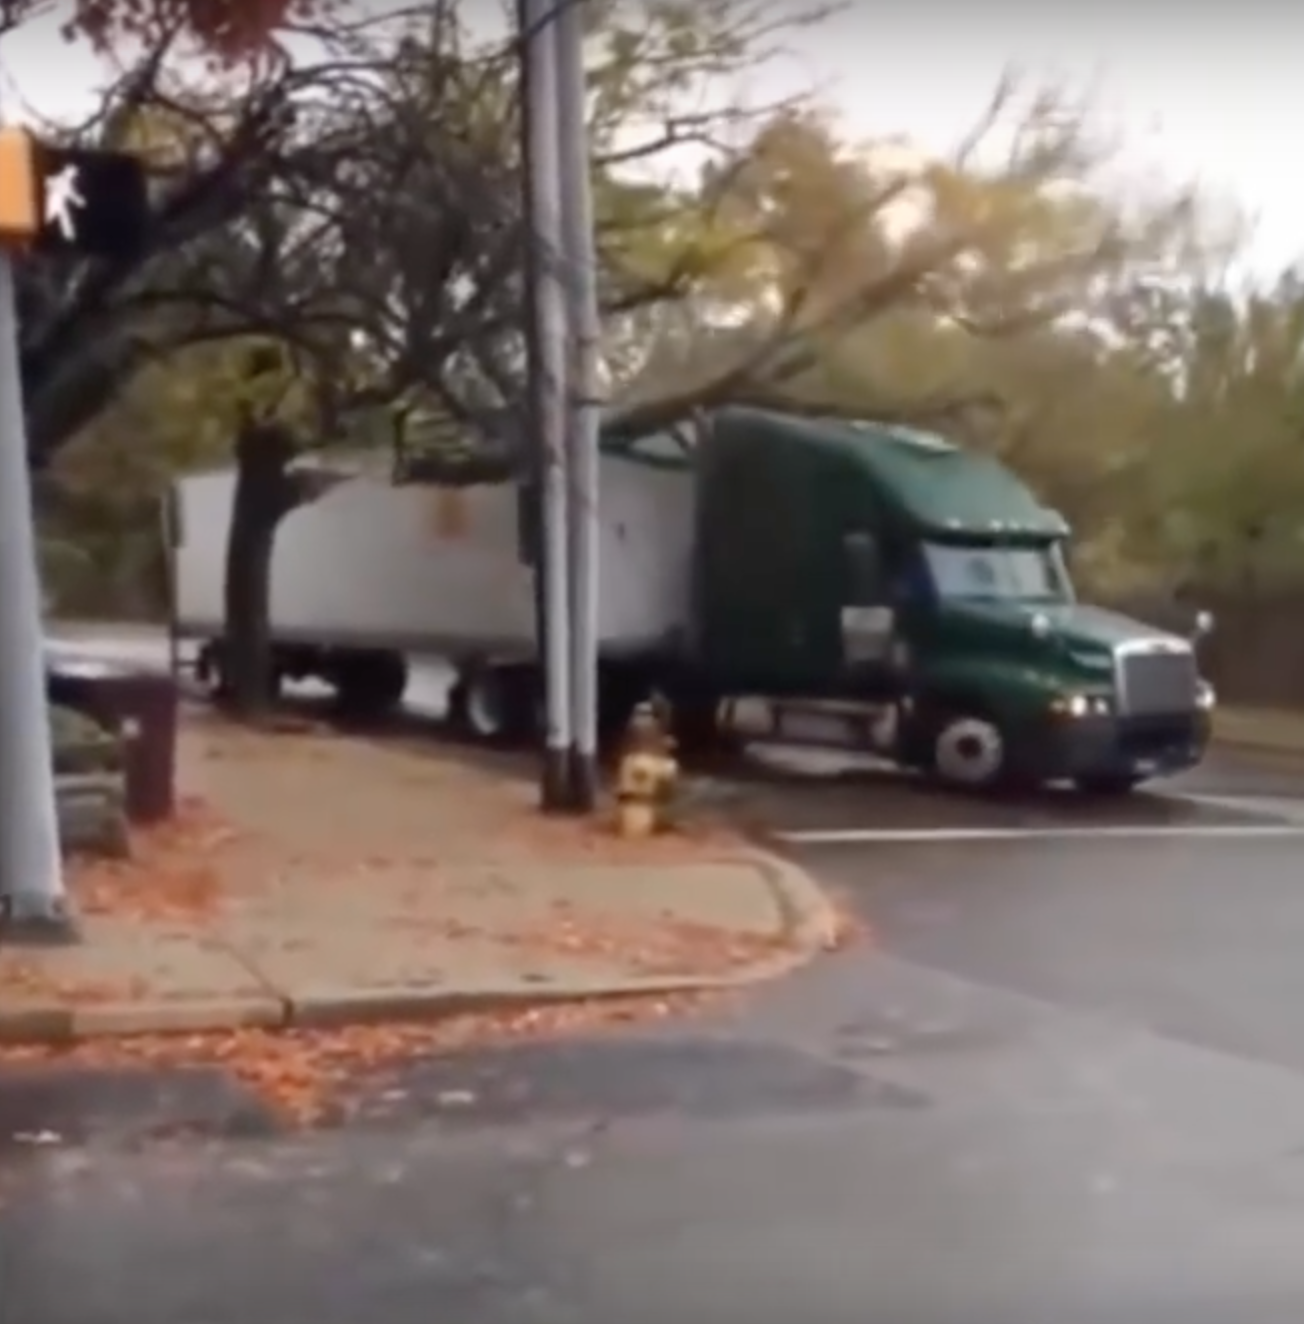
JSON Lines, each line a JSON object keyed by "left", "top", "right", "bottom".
{"left": 0, "top": 722, "right": 836, "bottom": 1045}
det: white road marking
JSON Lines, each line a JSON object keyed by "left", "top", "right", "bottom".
{"left": 776, "top": 823, "right": 1304, "bottom": 845}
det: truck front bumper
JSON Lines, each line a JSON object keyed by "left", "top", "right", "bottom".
{"left": 1017, "top": 710, "right": 1211, "bottom": 783}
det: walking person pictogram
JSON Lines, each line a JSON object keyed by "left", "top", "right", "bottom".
{"left": 44, "top": 163, "right": 84, "bottom": 241}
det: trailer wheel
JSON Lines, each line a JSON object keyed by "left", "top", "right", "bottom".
{"left": 332, "top": 650, "right": 409, "bottom": 720}
{"left": 448, "top": 665, "right": 537, "bottom": 745}
{"left": 195, "top": 642, "right": 231, "bottom": 699}
{"left": 195, "top": 641, "right": 217, "bottom": 689}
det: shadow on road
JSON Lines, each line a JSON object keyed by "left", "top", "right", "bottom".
{"left": 239, "top": 689, "right": 1275, "bottom": 839}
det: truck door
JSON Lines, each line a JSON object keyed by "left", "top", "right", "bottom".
{"left": 840, "top": 530, "right": 896, "bottom": 682}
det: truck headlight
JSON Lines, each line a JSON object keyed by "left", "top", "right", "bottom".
{"left": 1051, "top": 692, "right": 1111, "bottom": 718}
{"left": 1196, "top": 681, "right": 1216, "bottom": 711}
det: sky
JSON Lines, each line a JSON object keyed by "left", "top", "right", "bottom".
{"left": 771, "top": 5, "right": 1304, "bottom": 277}
{"left": 2, "top": 2, "right": 1301, "bottom": 276}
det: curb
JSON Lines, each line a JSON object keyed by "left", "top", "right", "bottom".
{"left": 0, "top": 994, "right": 286, "bottom": 1045}
{"left": 282, "top": 851, "right": 836, "bottom": 1029}
{"left": 0, "top": 852, "right": 838, "bottom": 1046}
{"left": 739, "top": 847, "right": 843, "bottom": 955}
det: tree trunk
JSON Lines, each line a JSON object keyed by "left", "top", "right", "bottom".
{"left": 220, "top": 422, "right": 300, "bottom": 721}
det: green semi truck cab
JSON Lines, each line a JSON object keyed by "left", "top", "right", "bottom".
{"left": 690, "top": 407, "right": 1213, "bottom": 792}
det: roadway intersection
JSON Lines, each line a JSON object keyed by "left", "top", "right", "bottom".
{"left": 16, "top": 630, "right": 1304, "bottom": 1323}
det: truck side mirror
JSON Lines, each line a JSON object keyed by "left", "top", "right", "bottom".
{"left": 1193, "top": 609, "right": 1215, "bottom": 639}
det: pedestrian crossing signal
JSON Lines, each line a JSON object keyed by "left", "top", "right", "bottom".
{"left": 0, "top": 128, "right": 148, "bottom": 256}
{"left": 0, "top": 128, "right": 39, "bottom": 244}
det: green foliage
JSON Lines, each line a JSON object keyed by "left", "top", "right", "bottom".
{"left": 37, "top": 536, "right": 95, "bottom": 615}
{"left": 26, "top": 0, "right": 1304, "bottom": 609}
{"left": 1140, "top": 281, "right": 1304, "bottom": 589}
{"left": 49, "top": 703, "right": 121, "bottom": 776}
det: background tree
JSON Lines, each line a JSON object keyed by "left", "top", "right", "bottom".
{"left": 63, "top": 0, "right": 860, "bottom": 714}
{"left": 28, "top": 1, "right": 1304, "bottom": 705}
{"left": 564, "top": 80, "right": 1208, "bottom": 440}
{"left": 2, "top": 0, "right": 319, "bottom": 58}
{"left": 16, "top": 29, "right": 340, "bottom": 467}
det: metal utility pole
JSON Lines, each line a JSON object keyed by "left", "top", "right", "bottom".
{"left": 0, "top": 253, "right": 77, "bottom": 943}
{"left": 519, "top": 0, "right": 575, "bottom": 811}
{"left": 553, "top": 0, "right": 602, "bottom": 812}
{"left": 514, "top": 0, "right": 551, "bottom": 804}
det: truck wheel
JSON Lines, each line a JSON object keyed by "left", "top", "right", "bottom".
{"left": 197, "top": 642, "right": 289, "bottom": 706}
{"left": 930, "top": 713, "right": 1008, "bottom": 789}
{"left": 195, "top": 642, "right": 231, "bottom": 698}
{"left": 333, "top": 650, "right": 408, "bottom": 720}
{"left": 1074, "top": 773, "right": 1143, "bottom": 796}
{"left": 447, "top": 666, "right": 536, "bottom": 745}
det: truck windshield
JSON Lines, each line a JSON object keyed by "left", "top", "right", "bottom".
{"left": 923, "top": 542, "right": 1072, "bottom": 603}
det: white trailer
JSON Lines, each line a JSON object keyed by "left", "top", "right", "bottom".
{"left": 168, "top": 443, "right": 696, "bottom": 735}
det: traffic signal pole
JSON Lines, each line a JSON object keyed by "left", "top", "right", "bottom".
{"left": 0, "top": 250, "right": 77, "bottom": 943}
{"left": 0, "top": 127, "right": 147, "bottom": 942}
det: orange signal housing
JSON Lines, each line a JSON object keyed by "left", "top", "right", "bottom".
{"left": 0, "top": 128, "right": 40, "bottom": 244}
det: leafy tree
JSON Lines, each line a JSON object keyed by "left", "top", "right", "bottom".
{"left": 27, "top": 10, "right": 1245, "bottom": 716}
{"left": 486, "top": 78, "right": 1209, "bottom": 443}
{"left": 14, "top": 30, "right": 350, "bottom": 468}
{"left": 1138, "top": 277, "right": 1304, "bottom": 591}
{"left": 1, "top": 0, "right": 319, "bottom": 58}
{"left": 44, "top": 0, "right": 848, "bottom": 715}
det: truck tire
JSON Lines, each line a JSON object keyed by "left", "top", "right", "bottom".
{"left": 195, "top": 642, "right": 230, "bottom": 698}
{"left": 447, "top": 665, "right": 536, "bottom": 745}
{"left": 197, "top": 641, "right": 292, "bottom": 706}
{"left": 927, "top": 711, "right": 1012, "bottom": 791}
{"left": 332, "top": 650, "right": 408, "bottom": 720}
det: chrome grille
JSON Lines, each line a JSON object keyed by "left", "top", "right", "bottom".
{"left": 1115, "top": 644, "right": 1198, "bottom": 715}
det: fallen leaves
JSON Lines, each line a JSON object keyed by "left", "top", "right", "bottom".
{"left": 185, "top": 719, "right": 751, "bottom": 869}
{"left": 492, "top": 801, "right": 750, "bottom": 865}
{"left": 821, "top": 894, "right": 868, "bottom": 952}
{"left": 2, "top": 963, "right": 152, "bottom": 1005}
{"left": 487, "top": 902, "right": 792, "bottom": 978}
{"left": 0, "top": 713, "right": 854, "bottom": 1137}
{"left": 0, "top": 992, "right": 726, "bottom": 1127}
{"left": 69, "top": 796, "right": 241, "bottom": 924}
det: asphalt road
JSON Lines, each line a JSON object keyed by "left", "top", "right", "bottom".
{"left": 16, "top": 628, "right": 1304, "bottom": 1322}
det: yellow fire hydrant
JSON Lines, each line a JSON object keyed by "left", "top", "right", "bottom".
{"left": 615, "top": 700, "right": 679, "bottom": 838}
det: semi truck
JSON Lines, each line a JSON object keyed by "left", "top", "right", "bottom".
{"left": 169, "top": 406, "right": 1215, "bottom": 793}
